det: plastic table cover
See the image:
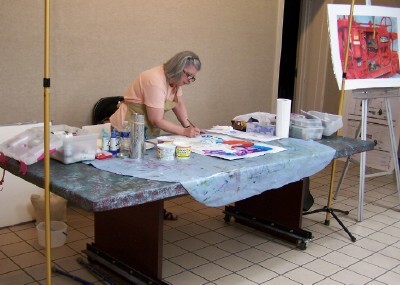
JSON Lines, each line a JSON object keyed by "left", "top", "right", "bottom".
{"left": 86, "top": 138, "right": 335, "bottom": 207}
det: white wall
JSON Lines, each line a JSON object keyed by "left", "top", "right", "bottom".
{"left": 0, "top": 0, "right": 284, "bottom": 129}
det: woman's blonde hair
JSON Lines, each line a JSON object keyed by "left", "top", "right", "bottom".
{"left": 164, "top": 51, "right": 201, "bottom": 83}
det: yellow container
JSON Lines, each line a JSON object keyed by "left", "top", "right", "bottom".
{"left": 174, "top": 142, "right": 191, "bottom": 159}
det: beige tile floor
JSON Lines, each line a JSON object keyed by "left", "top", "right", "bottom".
{"left": 1, "top": 160, "right": 400, "bottom": 284}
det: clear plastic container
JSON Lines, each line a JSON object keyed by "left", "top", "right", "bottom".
{"left": 291, "top": 115, "right": 322, "bottom": 128}
{"left": 36, "top": 221, "right": 67, "bottom": 248}
{"left": 289, "top": 125, "right": 323, "bottom": 140}
{"left": 301, "top": 110, "right": 343, "bottom": 136}
{"left": 50, "top": 125, "right": 98, "bottom": 164}
{"left": 0, "top": 127, "right": 63, "bottom": 165}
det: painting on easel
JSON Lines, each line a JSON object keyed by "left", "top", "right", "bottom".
{"left": 327, "top": 4, "right": 400, "bottom": 90}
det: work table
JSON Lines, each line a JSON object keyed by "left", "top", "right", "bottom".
{"left": 1, "top": 136, "right": 374, "bottom": 212}
{"left": 0, "top": 135, "right": 374, "bottom": 283}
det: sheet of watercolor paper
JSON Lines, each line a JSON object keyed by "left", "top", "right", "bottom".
{"left": 166, "top": 133, "right": 285, "bottom": 160}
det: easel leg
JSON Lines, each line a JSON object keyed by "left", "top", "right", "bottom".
{"left": 384, "top": 98, "right": 400, "bottom": 199}
{"left": 358, "top": 98, "right": 368, "bottom": 222}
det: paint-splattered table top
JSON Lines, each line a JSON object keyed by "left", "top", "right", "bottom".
{"left": 1, "top": 157, "right": 187, "bottom": 212}
{"left": 317, "top": 136, "right": 374, "bottom": 159}
{"left": 0, "top": 136, "right": 373, "bottom": 212}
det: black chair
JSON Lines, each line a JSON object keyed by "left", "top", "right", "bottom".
{"left": 92, "top": 96, "right": 124, "bottom": 125}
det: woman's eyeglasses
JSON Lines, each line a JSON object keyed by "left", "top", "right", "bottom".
{"left": 182, "top": 70, "right": 196, "bottom": 82}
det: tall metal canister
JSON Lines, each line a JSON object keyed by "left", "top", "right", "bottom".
{"left": 130, "top": 113, "right": 145, "bottom": 159}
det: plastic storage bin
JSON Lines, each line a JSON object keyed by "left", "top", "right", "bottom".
{"left": 0, "top": 127, "right": 63, "bottom": 165}
{"left": 289, "top": 125, "right": 324, "bottom": 140}
{"left": 301, "top": 110, "right": 343, "bottom": 136}
{"left": 50, "top": 125, "right": 98, "bottom": 164}
{"left": 36, "top": 221, "right": 68, "bottom": 248}
{"left": 291, "top": 115, "right": 322, "bottom": 128}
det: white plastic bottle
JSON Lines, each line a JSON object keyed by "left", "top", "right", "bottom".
{"left": 109, "top": 130, "right": 118, "bottom": 156}
{"left": 118, "top": 121, "right": 131, "bottom": 158}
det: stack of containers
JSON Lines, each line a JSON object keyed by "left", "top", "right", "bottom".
{"left": 289, "top": 114, "right": 324, "bottom": 140}
{"left": 302, "top": 110, "right": 343, "bottom": 137}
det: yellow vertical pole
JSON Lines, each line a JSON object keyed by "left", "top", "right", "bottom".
{"left": 326, "top": 0, "right": 355, "bottom": 224}
{"left": 44, "top": 0, "right": 52, "bottom": 284}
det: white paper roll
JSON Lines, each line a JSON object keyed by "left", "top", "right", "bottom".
{"left": 276, "top": 99, "right": 291, "bottom": 138}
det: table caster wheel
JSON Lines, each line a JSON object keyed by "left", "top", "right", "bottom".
{"left": 298, "top": 241, "right": 308, "bottom": 250}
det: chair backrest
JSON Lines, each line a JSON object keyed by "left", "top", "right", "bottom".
{"left": 92, "top": 96, "right": 124, "bottom": 125}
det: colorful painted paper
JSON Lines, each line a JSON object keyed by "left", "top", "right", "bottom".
{"left": 167, "top": 133, "right": 285, "bottom": 160}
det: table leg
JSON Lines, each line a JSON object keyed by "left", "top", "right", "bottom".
{"left": 224, "top": 180, "right": 313, "bottom": 249}
{"left": 90, "top": 200, "right": 164, "bottom": 282}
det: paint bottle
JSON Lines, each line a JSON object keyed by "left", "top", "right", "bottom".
{"left": 109, "top": 130, "right": 118, "bottom": 156}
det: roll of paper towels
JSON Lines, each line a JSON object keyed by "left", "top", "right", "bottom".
{"left": 276, "top": 99, "right": 291, "bottom": 138}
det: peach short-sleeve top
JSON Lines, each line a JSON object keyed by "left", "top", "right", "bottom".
{"left": 123, "top": 65, "right": 182, "bottom": 108}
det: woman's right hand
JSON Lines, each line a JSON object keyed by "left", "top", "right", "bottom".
{"left": 183, "top": 126, "right": 200, "bottom": 138}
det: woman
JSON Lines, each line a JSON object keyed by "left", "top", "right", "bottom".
{"left": 110, "top": 51, "right": 202, "bottom": 138}
{"left": 110, "top": 51, "right": 202, "bottom": 220}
